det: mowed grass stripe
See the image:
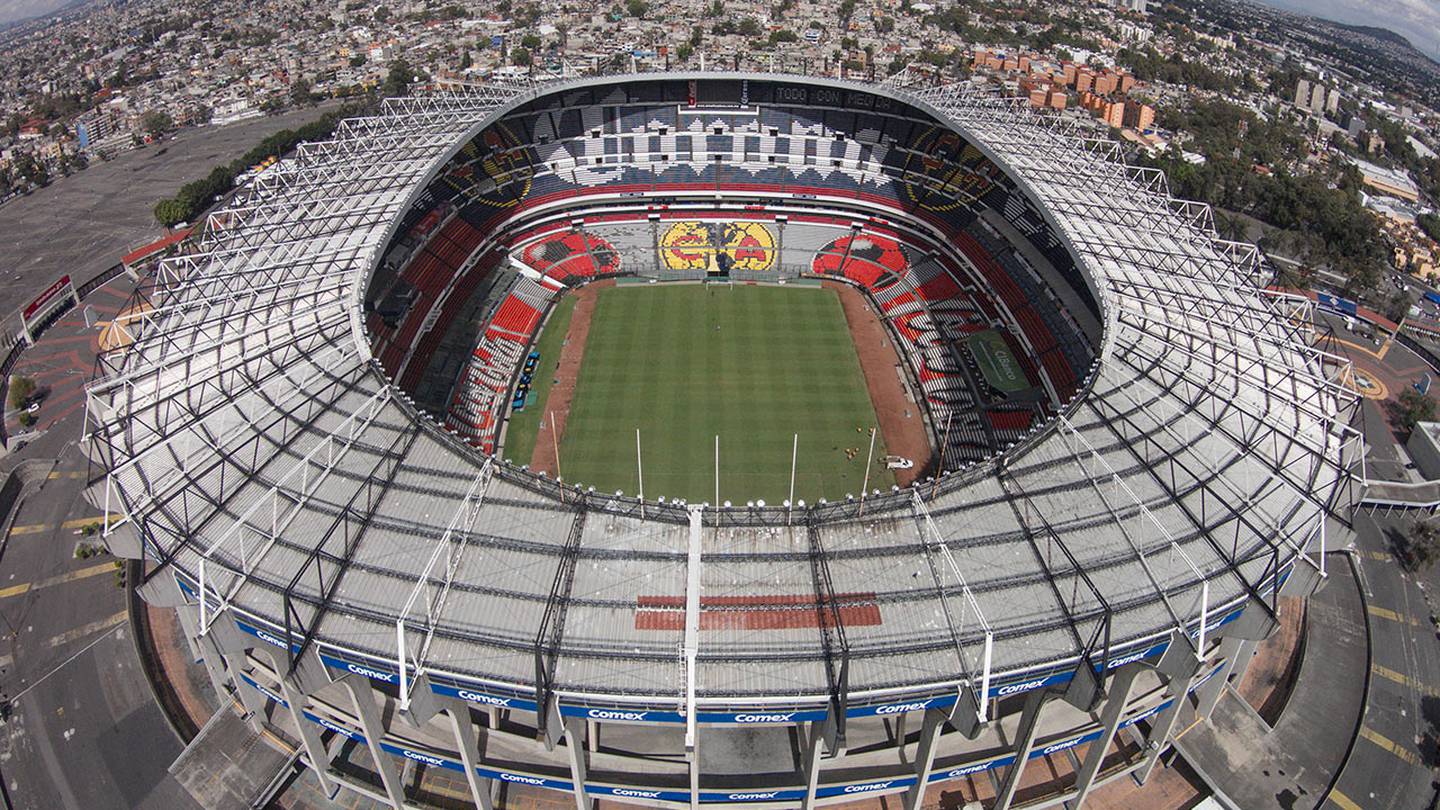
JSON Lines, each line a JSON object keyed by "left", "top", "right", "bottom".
{"left": 502, "top": 295, "right": 578, "bottom": 465}
{"left": 560, "top": 284, "right": 893, "bottom": 504}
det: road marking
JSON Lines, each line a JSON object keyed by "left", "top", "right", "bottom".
{"left": 0, "top": 561, "right": 117, "bottom": 599}
{"left": 1366, "top": 605, "right": 1425, "bottom": 627}
{"left": 1357, "top": 549, "right": 1390, "bottom": 562}
{"left": 7, "top": 514, "right": 120, "bottom": 537}
{"left": 45, "top": 471, "right": 87, "bottom": 480}
{"left": 44, "top": 610, "right": 126, "bottom": 648}
{"left": 1359, "top": 726, "right": 1422, "bottom": 766}
{"left": 1329, "top": 788, "right": 1364, "bottom": 810}
{"left": 1371, "top": 663, "right": 1440, "bottom": 698}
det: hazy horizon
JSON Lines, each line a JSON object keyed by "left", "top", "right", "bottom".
{"left": 1253, "top": 0, "right": 1440, "bottom": 58}
{"left": 1, "top": 0, "right": 1437, "bottom": 63}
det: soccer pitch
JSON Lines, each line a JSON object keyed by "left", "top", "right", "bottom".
{"left": 557, "top": 283, "right": 895, "bottom": 504}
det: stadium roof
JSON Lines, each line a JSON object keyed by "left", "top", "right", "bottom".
{"left": 84, "top": 72, "right": 1363, "bottom": 715}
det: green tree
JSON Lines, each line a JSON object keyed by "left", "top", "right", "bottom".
{"left": 737, "top": 16, "right": 762, "bottom": 37}
{"left": 153, "top": 197, "right": 190, "bottom": 227}
{"left": 1400, "top": 520, "right": 1440, "bottom": 572}
{"left": 1385, "top": 289, "right": 1412, "bottom": 322}
{"left": 677, "top": 42, "right": 694, "bottom": 62}
{"left": 290, "top": 78, "right": 316, "bottom": 106}
{"left": 1419, "top": 213, "right": 1440, "bottom": 243}
{"left": 521, "top": 33, "right": 542, "bottom": 50}
{"left": 7, "top": 376, "right": 35, "bottom": 409}
{"left": 510, "top": 47, "right": 533, "bottom": 67}
{"left": 140, "top": 109, "right": 173, "bottom": 136}
{"left": 1400, "top": 386, "right": 1436, "bottom": 431}
{"left": 625, "top": 0, "right": 647, "bottom": 17}
{"left": 383, "top": 59, "right": 413, "bottom": 97}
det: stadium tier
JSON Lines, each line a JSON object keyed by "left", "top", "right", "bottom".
{"left": 85, "top": 73, "right": 1362, "bottom": 810}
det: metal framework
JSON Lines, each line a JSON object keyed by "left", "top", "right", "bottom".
{"left": 84, "top": 72, "right": 1361, "bottom": 732}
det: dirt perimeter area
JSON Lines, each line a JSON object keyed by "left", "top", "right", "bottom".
{"left": 824, "top": 280, "right": 933, "bottom": 486}
{"left": 529, "top": 279, "right": 612, "bottom": 475}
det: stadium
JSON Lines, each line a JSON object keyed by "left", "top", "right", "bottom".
{"left": 84, "top": 71, "right": 1363, "bottom": 809}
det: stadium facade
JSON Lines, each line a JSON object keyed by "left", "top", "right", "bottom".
{"left": 84, "top": 72, "right": 1363, "bottom": 809}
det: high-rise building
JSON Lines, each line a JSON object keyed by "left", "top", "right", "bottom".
{"left": 1123, "top": 100, "right": 1155, "bottom": 131}
{"left": 74, "top": 107, "right": 117, "bottom": 150}
{"left": 1294, "top": 78, "right": 1310, "bottom": 108}
{"left": 1309, "top": 82, "right": 1326, "bottom": 114}
{"left": 1325, "top": 87, "right": 1340, "bottom": 115}
{"left": 1103, "top": 100, "right": 1125, "bottom": 128}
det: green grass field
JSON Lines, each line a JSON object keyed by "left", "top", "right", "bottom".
{"left": 501, "top": 294, "right": 577, "bottom": 465}
{"left": 557, "top": 284, "right": 893, "bottom": 504}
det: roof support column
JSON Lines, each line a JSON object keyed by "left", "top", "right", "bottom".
{"left": 689, "top": 732, "right": 701, "bottom": 810}
{"left": 1196, "top": 636, "right": 1253, "bottom": 721}
{"left": 175, "top": 599, "right": 239, "bottom": 714}
{"left": 442, "top": 697, "right": 495, "bottom": 810}
{"left": 1069, "top": 663, "right": 1140, "bottom": 809}
{"left": 278, "top": 677, "right": 338, "bottom": 799}
{"left": 1134, "top": 669, "right": 1199, "bottom": 786}
{"left": 902, "top": 707, "right": 947, "bottom": 810}
{"left": 994, "top": 688, "right": 1050, "bottom": 810}
{"left": 228, "top": 657, "right": 270, "bottom": 722}
{"left": 563, "top": 715, "right": 594, "bottom": 810}
{"left": 340, "top": 676, "right": 406, "bottom": 810}
{"left": 801, "top": 719, "right": 827, "bottom": 810}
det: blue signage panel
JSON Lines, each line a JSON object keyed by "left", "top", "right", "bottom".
{"left": 846, "top": 693, "right": 958, "bottom": 718}
{"left": 318, "top": 651, "right": 399, "bottom": 684}
{"left": 697, "top": 708, "right": 830, "bottom": 724}
{"left": 1317, "top": 292, "right": 1358, "bottom": 316}
{"left": 815, "top": 775, "right": 917, "bottom": 798}
{"left": 429, "top": 679, "right": 539, "bottom": 712}
{"left": 560, "top": 705, "right": 687, "bottom": 723}
{"left": 588, "top": 785, "right": 693, "bottom": 802}
{"left": 379, "top": 741, "right": 466, "bottom": 773}
{"left": 699, "top": 788, "right": 808, "bottom": 802}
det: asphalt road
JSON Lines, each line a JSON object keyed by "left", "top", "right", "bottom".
{"left": 0, "top": 103, "right": 339, "bottom": 318}
{"left": 0, "top": 108, "right": 351, "bottom": 810}
{"left": 0, "top": 284, "right": 202, "bottom": 810}
{"left": 1327, "top": 511, "right": 1440, "bottom": 810}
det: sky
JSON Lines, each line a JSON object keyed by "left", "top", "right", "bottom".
{"left": 1255, "top": 0, "right": 1440, "bottom": 59}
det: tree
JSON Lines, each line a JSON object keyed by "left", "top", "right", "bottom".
{"left": 1399, "top": 386, "right": 1436, "bottom": 431}
{"left": 510, "top": 47, "right": 533, "bottom": 67}
{"left": 520, "top": 33, "right": 542, "bottom": 50}
{"left": 737, "top": 16, "right": 762, "bottom": 37}
{"left": 383, "top": 59, "right": 413, "bottom": 97}
{"left": 677, "top": 42, "right": 694, "bottom": 62}
{"left": 141, "top": 109, "right": 173, "bottom": 136}
{"left": 1419, "top": 213, "right": 1440, "bottom": 244}
{"left": 290, "top": 78, "right": 317, "bottom": 106}
{"left": 153, "top": 198, "right": 190, "bottom": 227}
{"left": 350, "top": 53, "right": 367, "bottom": 68}
{"left": 625, "top": 0, "right": 647, "bottom": 17}
{"left": 1385, "top": 289, "right": 1412, "bottom": 323}
{"left": 7, "top": 376, "right": 35, "bottom": 409}
{"left": 1400, "top": 520, "right": 1440, "bottom": 572}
